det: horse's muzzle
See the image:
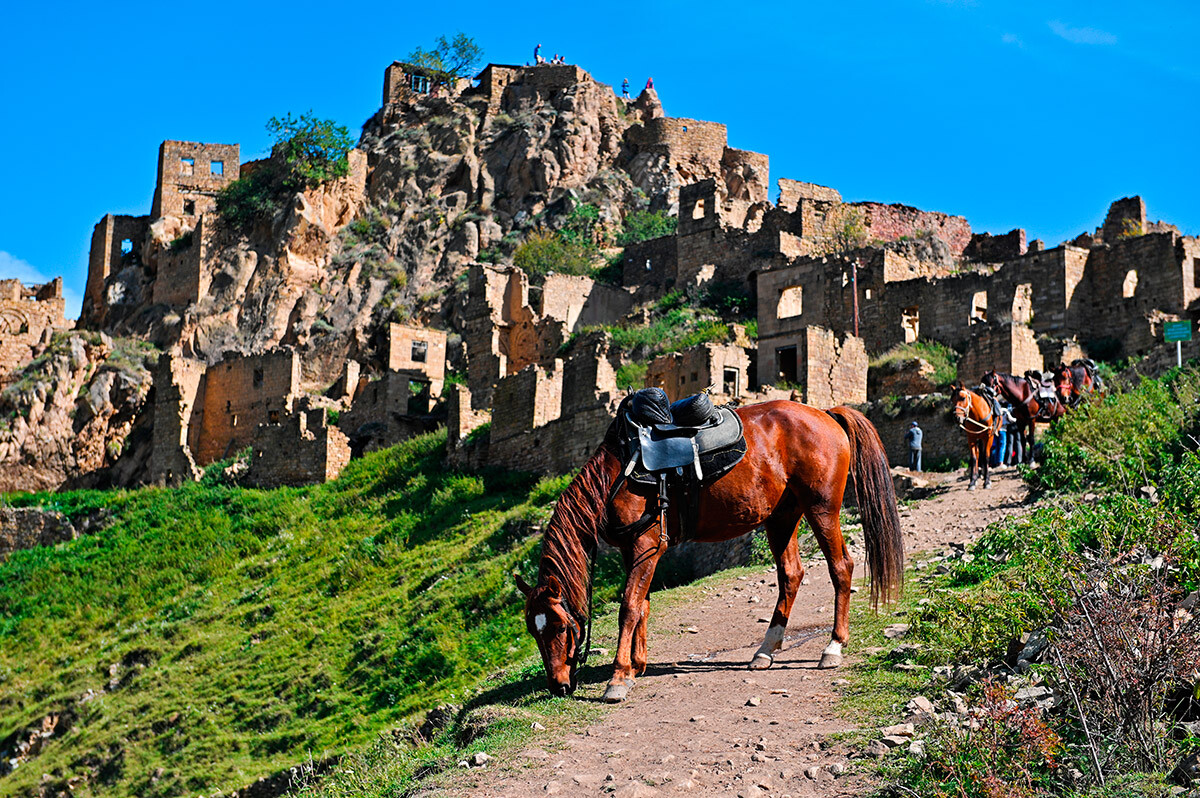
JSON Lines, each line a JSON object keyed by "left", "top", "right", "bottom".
{"left": 549, "top": 680, "right": 574, "bottom": 697}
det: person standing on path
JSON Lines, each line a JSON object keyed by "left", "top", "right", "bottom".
{"left": 905, "top": 421, "right": 923, "bottom": 472}
{"left": 991, "top": 403, "right": 1013, "bottom": 467}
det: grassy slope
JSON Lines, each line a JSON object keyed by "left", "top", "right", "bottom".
{"left": 0, "top": 431, "right": 576, "bottom": 798}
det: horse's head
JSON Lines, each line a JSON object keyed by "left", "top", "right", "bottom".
{"left": 950, "top": 381, "right": 971, "bottom": 422}
{"left": 516, "top": 574, "right": 582, "bottom": 697}
{"left": 1053, "top": 364, "right": 1075, "bottom": 404}
{"left": 981, "top": 370, "right": 998, "bottom": 391}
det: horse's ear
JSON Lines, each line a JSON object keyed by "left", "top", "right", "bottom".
{"left": 515, "top": 573, "right": 533, "bottom": 597}
{"left": 545, "top": 575, "right": 563, "bottom": 597}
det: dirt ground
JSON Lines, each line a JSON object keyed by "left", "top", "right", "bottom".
{"left": 451, "top": 466, "right": 1032, "bottom": 797}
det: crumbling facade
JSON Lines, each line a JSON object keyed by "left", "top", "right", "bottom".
{"left": 151, "top": 140, "right": 240, "bottom": 219}
{"left": 645, "top": 343, "right": 751, "bottom": 402}
{"left": 0, "top": 278, "right": 69, "bottom": 384}
{"left": 147, "top": 348, "right": 347, "bottom": 485}
{"left": 246, "top": 408, "right": 350, "bottom": 488}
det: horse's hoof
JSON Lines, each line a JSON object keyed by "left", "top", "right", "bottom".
{"left": 967, "top": 484, "right": 976, "bottom": 492}
{"left": 603, "top": 681, "right": 631, "bottom": 703}
{"left": 749, "top": 652, "right": 774, "bottom": 670}
{"left": 984, "top": 481, "right": 993, "bottom": 489}
{"left": 818, "top": 652, "right": 843, "bottom": 669}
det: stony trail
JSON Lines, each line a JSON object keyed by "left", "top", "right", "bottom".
{"left": 451, "top": 468, "right": 1032, "bottom": 798}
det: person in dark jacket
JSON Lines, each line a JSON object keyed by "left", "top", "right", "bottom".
{"left": 904, "top": 421, "right": 923, "bottom": 472}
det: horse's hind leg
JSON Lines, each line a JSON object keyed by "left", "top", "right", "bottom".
{"left": 808, "top": 503, "right": 853, "bottom": 669}
{"left": 750, "top": 514, "right": 805, "bottom": 669}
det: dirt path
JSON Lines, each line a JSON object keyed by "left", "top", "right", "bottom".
{"left": 453, "top": 467, "right": 1031, "bottom": 797}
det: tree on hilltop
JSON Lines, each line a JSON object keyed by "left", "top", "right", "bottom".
{"left": 216, "top": 111, "right": 354, "bottom": 229}
{"left": 406, "top": 33, "right": 483, "bottom": 90}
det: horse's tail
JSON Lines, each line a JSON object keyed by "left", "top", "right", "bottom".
{"left": 826, "top": 406, "right": 905, "bottom": 609}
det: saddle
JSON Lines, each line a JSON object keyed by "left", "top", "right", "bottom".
{"left": 613, "top": 388, "right": 748, "bottom": 542}
{"left": 1024, "top": 371, "right": 1061, "bottom": 419}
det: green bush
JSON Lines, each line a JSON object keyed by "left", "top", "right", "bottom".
{"left": 217, "top": 112, "right": 353, "bottom": 231}
{"left": 616, "top": 209, "right": 676, "bottom": 245}
{"left": 512, "top": 233, "right": 594, "bottom": 276}
{"left": 615, "top": 362, "right": 647, "bottom": 390}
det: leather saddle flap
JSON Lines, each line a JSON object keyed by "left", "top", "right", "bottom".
{"left": 638, "top": 426, "right": 697, "bottom": 471}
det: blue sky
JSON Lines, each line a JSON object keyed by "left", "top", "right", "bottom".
{"left": 2, "top": 1, "right": 1198, "bottom": 319}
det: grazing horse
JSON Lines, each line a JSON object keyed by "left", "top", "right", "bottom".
{"left": 950, "top": 383, "right": 1000, "bottom": 490}
{"left": 1053, "top": 359, "right": 1104, "bottom": 408}
{"left": 981, "top": 370, "right": 1066, "bottom": 464}
{"left": 515, "top": 401, "right": 904, "bottom": 703}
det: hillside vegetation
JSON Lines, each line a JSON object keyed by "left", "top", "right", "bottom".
{"left": 0, "top": 432, "right": 612, "bottom": 797}
{"left": 852, "top": 367, "right": 1200, "bottom": 797}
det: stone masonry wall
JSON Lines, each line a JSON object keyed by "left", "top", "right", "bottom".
{"left": 194, "top": 349, "right": 300, "bottom": 465}
{"left": 0, "top": 278, "right": 68, "bottom": 383}
{"left": 388, "top": 323, "right": 447, "bottom": 395}
{"left": 84, "top": 214, "right": 149, "bottom": 325}
{"left": 246, "top": 408, "right": 351, "bottom": 487}
{"left": 645, "top": 343, "right": 751, "bottom": 402}
{"left": 151, "top": 140, "right": 240, "bottom": 219}
{"left": 957, "top": 321, "right": 1044, "bottom": 384}
{"left": 853, "top": 202, "right": 973, "bottom": 255}
{"left": 0, "top": 508, "right": 76, "bottom": 560}
{"left": 152, "top": 214, "right": 209, "bottom": 307}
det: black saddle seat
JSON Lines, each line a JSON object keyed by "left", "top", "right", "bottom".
{"left": 669, "top": 393, "right": 717, "bottom": 427}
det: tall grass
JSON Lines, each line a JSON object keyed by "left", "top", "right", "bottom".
{"left": 0, "top": 432, "right": 579, "bottom": 798}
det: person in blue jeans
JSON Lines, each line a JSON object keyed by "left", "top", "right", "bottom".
{"left": 904, "top": 421, "right": 923, "bottom": 472}
{"left": 990, "top": 404, "right": 1013, "bottom": 467}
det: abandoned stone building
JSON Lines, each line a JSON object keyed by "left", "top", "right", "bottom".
{"left": 461, "top": 264, "right": 635, "bottom": 407}
{"left": 151, "top": 141, "right": 240, "bottom": 219}
{"left": 645, "top": 342, "right": 751, "bottom": 402}
{"left": 0, "top": 278, "right": 69, "bottom": 385}
{"left": 339, "top": 323, "right": 449, "bottom": 451}
{"left": 449, "top": 332, "right": 622, "bottom": 474}
{"left": 148, "top": 347, "right": 349, "bottom": 486}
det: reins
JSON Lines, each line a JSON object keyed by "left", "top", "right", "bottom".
{"left": 954, "top": 390, "right": 999, "bottom": 435}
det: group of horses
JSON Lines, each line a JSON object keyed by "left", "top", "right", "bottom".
{"left": 950, "top": 358, "right": 1104, "bottom": 490}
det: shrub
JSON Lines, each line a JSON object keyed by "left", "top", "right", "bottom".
{"left": 870, "top": 339, "right": 960, "bottom": 387}
{"left": 512, "top": 233, "right": 594, "bottom": 276}
{"left": 615, "top": 362, "right": 646, "bottom": 390}
{"left": 616, "top": 209, "right": 676, "bottom": 245}
{"left": 217, "top": 112, "right": 353, "bottom": 230}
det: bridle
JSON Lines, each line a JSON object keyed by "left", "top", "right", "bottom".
{"left": 954, "top": 388, "right": 998, "bottom": 435}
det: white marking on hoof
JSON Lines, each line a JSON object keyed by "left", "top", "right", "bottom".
{"left": 818, "top": 640, "right": 843, "bottom": 669}
{"left": 603, "top": 682, "right": 630, "bottom": 703}
{"left": 533, "top": 613, "right": 547, "bottom": 632}
{"left": 750, "top": 624, "right": 785, "bottom": 668}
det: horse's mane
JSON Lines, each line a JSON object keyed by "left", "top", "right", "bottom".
{"left": 538, "top": 442, "right": 618, "bottom": 617}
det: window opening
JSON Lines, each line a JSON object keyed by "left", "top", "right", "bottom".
{"left": 411, "top": 341, "right": 428, "bottom": 363}
{"left": 776, "top": 346, "right": 798, "bottom": 385}
{"left": 722, "top": 367, "right": 739, "bottom": 396}
{"left": 180, "top": 157, "right": 194, "bottom": 175}
{"left": 777, "top": 285, "right": 803, "bottom": 318}
{"left": 902, "top": 306, "right": 920, "bottom": 344}
{"left": 210, "top": 160, "right": 224, "bottom": 176}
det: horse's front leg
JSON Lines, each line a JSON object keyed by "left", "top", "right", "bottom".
{"left": 982, "top": 434, "right": 993, "bottom": 489}
{"left": 632, "top": 596, "right": 650, "bottom": 675}
{"left": 604, "top": 532, "right": 664, "bottom": 702}
{"left": 967, "top": 438, "right": 978, "bottom": 490}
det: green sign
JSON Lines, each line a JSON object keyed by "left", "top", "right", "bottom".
{"left": 1164, "top": 320, "right": 1192, "bottom": 343}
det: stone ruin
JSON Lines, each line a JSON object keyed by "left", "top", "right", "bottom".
{"left": 148, "top": 348, "right": 350, "bottom": 487}
{"left": 0, "top": 277, "right": 69, "bottom": 386}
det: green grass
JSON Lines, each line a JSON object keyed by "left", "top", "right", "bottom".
{"left": 0, "top": 431, "right": 605, "bottom": 797}
{"left": 869, "top": 339, "right": 960, "bottom": 388}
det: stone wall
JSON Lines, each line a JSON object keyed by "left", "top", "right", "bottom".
{"left": 387, "top": 323, "right": 447, "bottom": 395}
{"left": 645, "top": 343, "right": 751, "bottom": 402}
{"left": 777, "top": 179, "right": 841, "bottom": 212}
{"left": 246, "top": 408, "right": 351, "bottom": 487}
{"left": 853, "top": 202, "right": 973, "bottom": 255}
{"left": 148, "top": 354, "right": 206, "bottom": 484}
{"left": 151, "top": 140, "right": 240, "bottom": 220}
{"left": 756, "top": 326, "right": 867, "bottom": 409}
{"left": 194, "top": 349, "right": 300, "bottom": 465}
{"left": 957, "top": 321, "right": 1044, "bottom": 384}
{"left": 0, "top": 508, "right": 76, "bottom": 560}
{"left": 84, "top": 213, "right": 149, "bottom": 325}
{"left": 152, "top": 213, "right": 210, "bottom": 307}
{"left": 0, "top": 278, "right": 69, "bottom": 383}
{"left": 965, "top": 228, "right": 1027, "bottom": 262}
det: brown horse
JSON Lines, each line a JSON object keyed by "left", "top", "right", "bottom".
{"left": 1053, "top": 359, "right": 1104, "bottom": 408}
{"left": 515, "top": 400, "right": 904, "bottom": 702}
{"left": 981, "top": 370, "right": 1066, "bottom": 464}
{"left": 950, "top": 383, "right": 1000, "bottom": 490}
